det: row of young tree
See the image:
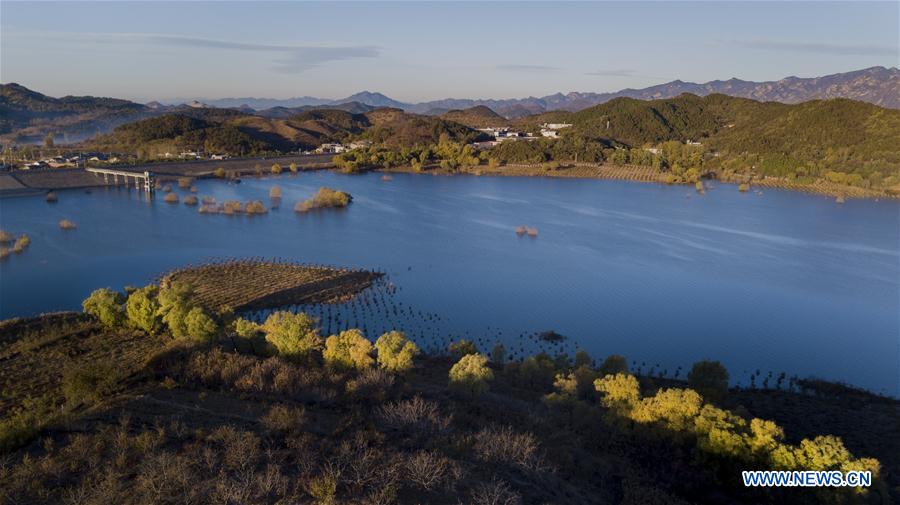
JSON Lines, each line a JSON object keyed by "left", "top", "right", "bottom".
{"left": 82, "top": 283, "right": 420, "bottom": 374}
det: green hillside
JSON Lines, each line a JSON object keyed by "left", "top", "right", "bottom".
{"left": 521, "top": 94, "right": 900, "bottom": 188}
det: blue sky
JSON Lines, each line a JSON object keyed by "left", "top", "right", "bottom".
{"left": 1, "top": 1, "right": 897, "bottom": 103}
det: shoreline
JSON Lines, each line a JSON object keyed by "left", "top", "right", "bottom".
{"left": 2, "top": 157, "right": 896, "bottom": 201}
{"left": 379, "top": 162, "right": 900, "bottom": 200}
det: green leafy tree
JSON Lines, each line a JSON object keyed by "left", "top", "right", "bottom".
{"left": 518, "top": 353, "right": 556, "bottom": 390}
{"left": 374, "top": 331, "right": 419, "bottom": 373}
{"left": 184, "top": 306, "right": 218, "bottom": 343}
{"left": 323, "top": 329, "right": 374, "bottom": 371}
{"left": 448, "top": 339, "right": 478, "bottom": 357}
{"left": 574, "top": 349, "right": 592, "bottom": 368}
{"left": 157, "top": 282, "right": 195, "bottom": 338}
{"left": 448, "top": 353, "right": 493, "bottom": 396}
{"left": 126, "top": 285, "right": 161, "bottom": 334}
{"left": 598, "top": 354, "right": 629, "bottom": 377}
{"left": 594, "top": 373, "right": 640, "bottom": 409}
{"left": 262, "top": 311, "right": 323, "bottom": 362}
{"left": 490, "top": 343, "right": 506, "bottom": 365}
{"left": 82, "top": 288, "right": 125, "bottom": 328}
{"left": 687, "top": 360, "right": 730, "bottom": 402}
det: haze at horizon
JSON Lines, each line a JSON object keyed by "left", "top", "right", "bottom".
{"left": 1, "top": 1, "right": 898, "bottom": 103}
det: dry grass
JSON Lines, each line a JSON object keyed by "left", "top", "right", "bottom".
{"left": 58, "top": 219, "right": 77, "bottom": 230}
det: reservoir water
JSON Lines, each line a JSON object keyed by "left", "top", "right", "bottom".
{"left": 1, "top": 171, "right": 898, "bottom": 395}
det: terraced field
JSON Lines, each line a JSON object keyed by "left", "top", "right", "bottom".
{"left": 161, "top": 260, "right": 382, "bottom": 311}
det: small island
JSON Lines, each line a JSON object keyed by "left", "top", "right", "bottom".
{"left": 295, "top": 187, "right": 353, "bottom": 213}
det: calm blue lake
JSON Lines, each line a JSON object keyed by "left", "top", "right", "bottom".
{"left": 1, "top": 171, "right": 898, "bottom": 395}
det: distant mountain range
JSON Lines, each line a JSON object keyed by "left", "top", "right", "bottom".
{"left": 184, "top": 66, "right": 899, "bottom": 116}
{"left": 2, "top": 67, "right": 897, "bottom": 144}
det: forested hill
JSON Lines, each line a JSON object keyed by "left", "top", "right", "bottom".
{"left": 0, "top": 83, "right": 151, "bottom": 142}
{"left": 528, "top": 94, "right": 900, "bottom": 186}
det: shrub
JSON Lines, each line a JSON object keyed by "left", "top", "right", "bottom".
{"left": 62, "top": 361, "right": 122, "bottom": 406}
{"left": 164, "top": 192, "right": 179, "bottom": 204}
{"left": 448, "top": 353, "right": 493, "bottom": 395}
{"left": 244, "top": 200, "right": 268, "bottom": 214}
{"left": 599, "top": 354, "right": 629, "bottom": 377}
{"left": 687, "top": 360, "right": 729, "bottom": 402}
{"left": 469, "top": 479, "right": 522, "bottom": 505}
{"left": 126, "top": 285, "right": 162, "bottom": 334}
{"left": 82, "top": 288, "right": 125, "bottom": 328}
{"left": 58, "top": 219, "right": 76, "bottom": 230}
{"left": 45, "top": 191, "right": 58, "bottom": 202}
{"left": 0, "top": 230, "right": 12, "bottom": 243}
{"left": 404, "top": 450, "right": 460, "bottom": 491}
{"left": 183, "top": 195, "right": 198, "bottom": 206}
{"left": 374, "top": 331, "right": 419, "bottom": 373}
{"left": 261, "top": 404, "right": 306, "bottom": 435}
{"left": 378, "top": 396, "right": 451, "bottom": 435}
{"left": 269, "top": 186, "right": 282, "bottom": 198}
{"left": 345, "top": 368, "right": 394, "bottom": 402}
{"left": 307, "top": 473, "right": 337, "bottom": 504}
{"left": 262, "top": 311, "right": 323, "bottom": 362}
{"left": 271, "top": 163, "right": 282, "bottom": 174}
{"left": 474, "top": 425, "right": 541, "bottom": 470}
{"left": 214, "top": 167, "right": 226, "bottom": 178}
{"left": 448, "top": 339, "right": 477, "bottom": 357}
{"left": 12, "top": 234, "right": 30, "bottom": 253}
{"left": 184, "top": 306, "right": 218, "bottom": 343}
{"left": 0, "top": 396, "right": 57, "bottom": 453}
{"left": 289, "top": 162, "right": 298, "bottom": 173}
{"left": 323, "top": 329, "right": 374, "bottom": 371}
{"left": 234, "top": 318, "right": 262, "bottom": 339}
{"left": 177, "top": 177, "right": 193, "bottom": 188}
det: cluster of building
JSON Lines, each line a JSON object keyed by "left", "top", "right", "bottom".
{"left": 161, "top": 151, "right": 229, "bottom": 160}
{"left": 15, "top": 152, "right": 120, "bottom": 170}
{"left": 310, "top": 140, "right": 372, "bottom": 155}
{"left": 470, "top": 123, "right": 573, "bottom": 149}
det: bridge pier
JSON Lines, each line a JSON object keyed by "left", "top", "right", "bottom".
{"left": 87, "top": 167, "right": 155, "bottom": 193}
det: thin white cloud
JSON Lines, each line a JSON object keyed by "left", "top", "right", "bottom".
{"left": 585, "top": 68, "right": 637, "bottom": 77}
{"left": 719, "top": 39, "right": 897, "bottom": 56}
{"left": 496, "top": 64, "right": 560, "bottom": 73}
{"left": 5, "top": 30, "right": 380, "bottom": 73}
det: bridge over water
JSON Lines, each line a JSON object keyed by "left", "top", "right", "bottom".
{"left": 85, "top": 167, "right": 154, "bottom": 192}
